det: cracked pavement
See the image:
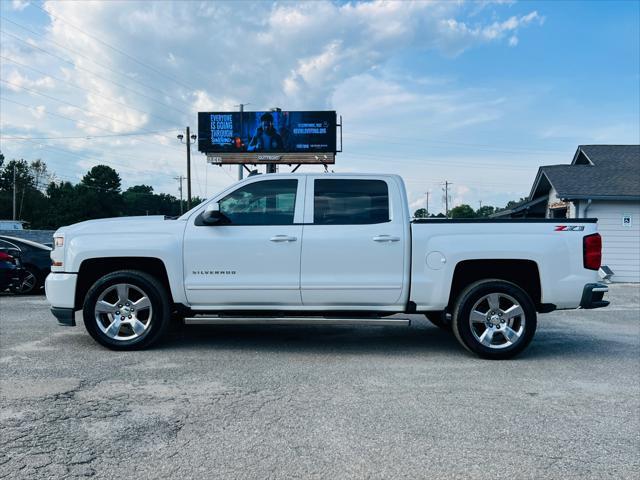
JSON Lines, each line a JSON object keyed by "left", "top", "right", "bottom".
{"left": 1, "top": 285, "right": 638, "bottom": 479}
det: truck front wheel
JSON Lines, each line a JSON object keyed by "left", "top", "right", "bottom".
{"left": 82, "top": 270, "right": 171, "bottom": 350}
{"left": 452, "top": 279, "right": 537, "bottom": 360}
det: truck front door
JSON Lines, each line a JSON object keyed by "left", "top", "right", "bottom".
{"left": 183, "top": 178, "right": 304, "bottom": 308}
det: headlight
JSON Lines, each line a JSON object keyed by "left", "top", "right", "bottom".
{"left": 54, "top": 236, "right": 64, "bottom": 247}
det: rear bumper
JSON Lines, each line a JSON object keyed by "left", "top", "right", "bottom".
{"left": 580, "top": 283, "right": 610, "bottom": 309}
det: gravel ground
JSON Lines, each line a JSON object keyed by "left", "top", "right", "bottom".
{"left": 1, "top": 284, "right": 639, "bottom": 479}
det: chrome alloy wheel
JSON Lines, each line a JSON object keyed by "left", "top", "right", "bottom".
{"left": 94, "top": 283, "right": 153, "bottom": 341}
{"left": 469, "top": 292, "right": 526, "bottom": 350}
{"left": 16, "top": 270, "right": 37, "bottom": 293}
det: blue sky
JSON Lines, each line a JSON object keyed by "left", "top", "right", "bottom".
{"left": 1, "top": 0, "right": 638, "bottom": 213}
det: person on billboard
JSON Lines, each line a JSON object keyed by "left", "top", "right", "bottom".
{"left": 247, "top": 112, "right": 284, "bottom": 151}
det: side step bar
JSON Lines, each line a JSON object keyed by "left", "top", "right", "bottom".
{"left": 184, "top": 316, "right": 411, "bottom": 327}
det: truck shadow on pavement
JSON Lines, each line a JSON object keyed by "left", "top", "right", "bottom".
{"left": 148, "top": 319, "right": 633, "bottom": 360}
{"left": 158, "top": 321, "right": 463, "bottom": 357}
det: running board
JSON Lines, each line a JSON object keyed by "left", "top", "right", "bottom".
{"left": 183, "top": 316, "right": 411, "bottom": 327}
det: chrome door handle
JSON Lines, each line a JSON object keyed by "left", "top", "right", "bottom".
{"left": 270, "top": 235, "right": 297, "bottom": 242}
{"left": 373, "top": 235, "right": 401, "bottom": 242}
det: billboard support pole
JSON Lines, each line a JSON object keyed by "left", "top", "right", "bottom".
{"left": 238, "top": 104, "right": 245, "bottom": 181}
{"left": 186, "top": 126, "right": 192, "bottom": 210}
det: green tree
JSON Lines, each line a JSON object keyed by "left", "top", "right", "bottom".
{"left": 81, "top": 165, "right": 121, "bottom": 193}
{"left": 476, "top": 205, "right": 496, "bottom": 217}
{"left": 77, "top": 165, "right": 123, "bottom": 220}
{"left": 449, "top": 204, "right": 477, "bottom": 218}
{"left": 414, "top": 208, "right": 428, "bottom": 218}
{"left": 0, "top": 159, "right": 47, "bottom": 224}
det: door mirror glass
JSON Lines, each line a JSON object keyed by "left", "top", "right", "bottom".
{"left": 201, "top": 202, "right": 228, "bottom": 225}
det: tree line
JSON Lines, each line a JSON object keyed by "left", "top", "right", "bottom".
{"left": 0, "top": 153, "right": 202, "bottom": 230}
{"left": 414, "top": 199, "right": 526, "bottom": 219}
{"left": 0, "top": 152, "right": 526, "bottom": 229}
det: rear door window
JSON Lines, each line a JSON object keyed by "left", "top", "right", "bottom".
{"left": 313, "top": 179, "right": 389, "bottom": 225}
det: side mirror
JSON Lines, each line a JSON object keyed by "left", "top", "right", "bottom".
{"left": 201, "top": 202, "right": 229, "bottom": 225}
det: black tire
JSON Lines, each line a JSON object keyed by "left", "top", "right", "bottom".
{"left": 451, "top": 279, "right": 537, "bottom": 360}
{"left": 425, "top": 311, "right": 452, "bottom": 331}
{"left": 12, "top": 266, "right": 40, "bottom": 295}
{"left": 82, "top": 270, "right": 171, "bottom": 350}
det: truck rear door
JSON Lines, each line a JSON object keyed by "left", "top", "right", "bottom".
{"left": 300, "top": 176, "right": 408, "bottom": 307}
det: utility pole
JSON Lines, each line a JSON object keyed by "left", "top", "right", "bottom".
{"left": 425, "top": 191, "right": 430, "bottom": 216}
{"left": 12, "top": 164, "right": 16, "bottom": 220}
{"left": 177, "top": 128, "right": 197, "bottom": 210}
{"left": 186, "top": 126, "right": 192, "bottom": 210}
{"left": 442, "top": 181, "right": 452, "bottom": 218}
{"left": 174, "top": 175, "right": 184, "bottom": 215}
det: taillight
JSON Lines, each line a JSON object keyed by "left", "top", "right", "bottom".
{"left": 0, "top": 252, "right": 13, "bottom": 262}
{"left": 583, "top": 233, "right": 602, "bottom": 270}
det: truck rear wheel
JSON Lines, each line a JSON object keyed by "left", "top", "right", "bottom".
{"left": 82, "top": 270, "right": 170, "bottom": 350}
{"left": 452, "top": 279, "right": 536, "bottom": 360}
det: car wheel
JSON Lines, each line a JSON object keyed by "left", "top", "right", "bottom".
{"left": 425, "top": 311, "right": 452, "bottom": 331}
{"left": 13, "top": 266, "right": 40, "bottom": 295}
{"left": 452, "top": 279, "right": 537, "bottom": 360}
{"left": 82, "top": 270, "right": 170, "bottom": 350}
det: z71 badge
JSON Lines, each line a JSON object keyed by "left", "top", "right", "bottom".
{"left": 555, "top": 225, "right": 585, "bottom": 231}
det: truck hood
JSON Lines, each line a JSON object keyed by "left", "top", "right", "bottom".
{"left": 55, "top": 216, "right": 175, "bottom": 236}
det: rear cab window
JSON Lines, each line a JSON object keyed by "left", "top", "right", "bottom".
{"left": 313, "top": 179, "right": 390, "bottom": 225}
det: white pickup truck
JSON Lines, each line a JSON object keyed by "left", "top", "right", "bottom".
{"left": 45, "top": 173, "right": 609, "bottom": 359}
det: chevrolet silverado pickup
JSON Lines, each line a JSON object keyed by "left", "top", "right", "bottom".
{"left": 45, "top": 173, "right": 609, "bottom": 359}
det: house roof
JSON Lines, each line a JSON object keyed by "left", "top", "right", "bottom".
{"left": 573, "top": 145, "right": 640, "bottom": 169}
{"left": 530, "top": 145, "right": 640, "bottom": 201}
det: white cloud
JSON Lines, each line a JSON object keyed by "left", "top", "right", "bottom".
{"left": 0, "top": 0, "right": 548, "bottom": 204}
{"left": 5, "top": 70, "right": 55, "bottom": 92}
{"left": 30, "top": 105, "right": 46, "bottom": 119}
{"left": 11, "top": 0, "right": 30, "bottom": 11}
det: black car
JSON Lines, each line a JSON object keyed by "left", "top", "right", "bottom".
{"left": 0, "top": 244, "right": 22, "bottom": 292}
{"left": 0, "top": 236, "right": 52, "bottom": 294}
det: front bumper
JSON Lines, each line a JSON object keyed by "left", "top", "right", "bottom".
{"left": 51, "top": 307, "right": 76, "bottom": 326}
{"left": 45, "top": 273, "right": 78, "bottom": 325}
{"left": 580, "top": 283, "right": 610, "bottom": 309}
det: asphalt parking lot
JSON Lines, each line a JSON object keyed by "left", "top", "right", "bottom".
{"left": 1, "top": 284, "right": 638, "bottom": 479}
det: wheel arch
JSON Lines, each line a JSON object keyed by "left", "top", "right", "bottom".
{"left": 448, "top": 259, "right": 542, "bottom": 311}
{"left": 75, "top": 257, "right": 173, "bottom": 309}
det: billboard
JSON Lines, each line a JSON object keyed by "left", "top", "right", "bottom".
{"left": 198, "top": 110, "right": 337, "bottom": 164}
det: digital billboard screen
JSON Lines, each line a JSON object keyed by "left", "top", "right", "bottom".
{"left": 198, "top": 111, "right": 337, "bottom": 155}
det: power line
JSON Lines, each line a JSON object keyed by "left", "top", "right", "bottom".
{"left": 0, "top": 29, "right": 190, "bottom": 117}
{"left": 0, "top": 94, "right": 184, "bottom": 154}
{"left": 343, "top": 151, "right": 538, "bottom": 171}
{"left": 16, "top": 141, "right": 177, "bottom": 179}
{"left": 32, "top": 2, "right": 198, "bottom": 92}
{"left": 0, "top": 78, "right": 182, "bottom": 147}
{"left": 0, "top": 54, "right": 179, "bottom": 127}
{"left": 0, "top": 130, "right": 176, "bottom": 140}
{"left": 10, "top": 138, "right": 211, "bottom": 191}
{"left": 346, "top": 131, "right": 570, "bottom": 155}
{"left": 1, "top": 17, "right": 191, "bottom": 106}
